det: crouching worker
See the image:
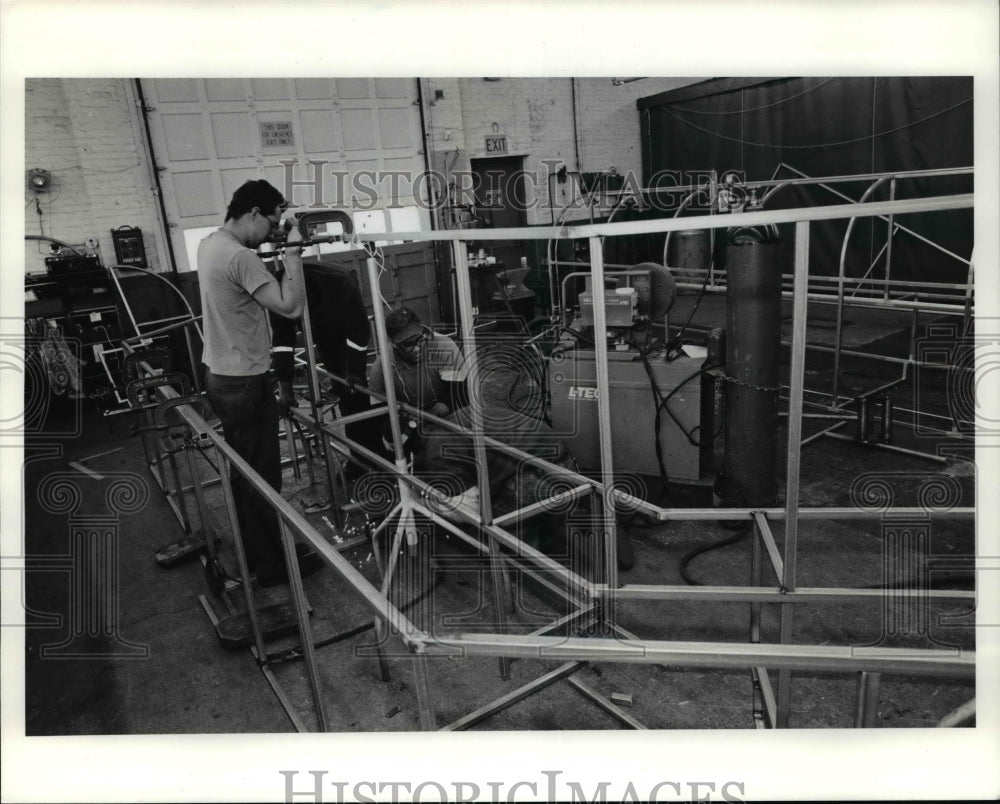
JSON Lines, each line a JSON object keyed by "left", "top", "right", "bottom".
{"left": 412, "top": 401, "right": 636, "bottom": 575}
{"left": 197, "top": 179, "right": 321, "bottom": 587}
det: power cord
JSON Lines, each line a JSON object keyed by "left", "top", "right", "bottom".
{"left": 679, "top": 473, "right": 769, "bottom": 586}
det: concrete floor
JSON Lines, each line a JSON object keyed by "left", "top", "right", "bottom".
{"left": 22, "top": 294, "right": 978, "bottom": 738}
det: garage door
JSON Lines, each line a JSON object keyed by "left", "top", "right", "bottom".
{"left": 139, "top": 78, "right": 430, "bottom": 271}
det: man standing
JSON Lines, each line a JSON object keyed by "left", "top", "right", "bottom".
{"left": 198, "top": 179, "right": 319, "bottom": 587}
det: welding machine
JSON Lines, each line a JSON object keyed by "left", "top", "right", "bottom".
{"left": 547, "top": 264, "right": 723, "bottom": 483}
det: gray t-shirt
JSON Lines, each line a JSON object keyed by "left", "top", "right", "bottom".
{"left": 367, "top": 332, "right": 463, "bottom": 409}
{"left": 197, "top": 229, "right": 275, "bottom": 375}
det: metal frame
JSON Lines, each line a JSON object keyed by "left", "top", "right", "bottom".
{"left": 548, "top": 167, "right": 975, "bottom": 466}
{"left": 131, "top": 189, "right": 975, "bottom": 731}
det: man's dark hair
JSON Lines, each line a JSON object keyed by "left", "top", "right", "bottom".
{"left": 225, "top": 180, "right": 286, "bottom": 222}
{"left": 385, "top": 306, "right": 421, "bottom": 340}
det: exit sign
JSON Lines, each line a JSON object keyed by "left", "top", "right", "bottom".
{"left": 485, "top": 134, "right": 508, "bottom": 155}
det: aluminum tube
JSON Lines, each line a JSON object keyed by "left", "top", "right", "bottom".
{"left": 776, "top": 220, "right": 812, "bottom": 727}
{"left": 566, "top": 677, "right": 649, "bottom": 729}
{"left": 853, "top": 671, "right": 881, "bottom": 728}
{"left": 452, "top": 242, "right": 512, "bottom": 677}
{"left": 755, "top": 667, "right": 778, "bottom": 728}
{"left": 884, "top": 178, "right": 897, "bottom": 301}
{"left": 783, "top": 222, "right": 811, "bottom": 593}
{"left": 410, "top": 653, "right": 436, "bottom": 731}
{"left": 493, "top": 483, "right": 593, "bottom": 528}
{"left": 750, "top": 522, "right": 763, "bottom": 644}
{"left": 278, "top": 518, "right": 329, "bottom": 731}
{"left": 441, "top": 662, "right": 586, "bottom": 731}
{"left": 936, "top": 697, "right": 976, "bottom": 728}
{"left": 529, "top": 607, "right": 598, "bottom": 636}
{"left": 760, "top": 167, "right": 973, "bottom": 265}
{"left": 588, "top": 236, "right": 620, "bottom": 596}
{"left": 366, "top": 194, "right": 971, "bottom": 243}
{"left": 822, "top": 432, "right": 951, "bottom": 463}
{"left": 593, "top": 584, "right": 974, "bottom": 604}
{"left": 833, "top": 177, "right": 890, "bottom": 403}
{"left": 215, "top": 450, "right": 267, "bottom": 659}
{"left": 198, "top": 595, "right": 310, "bottom": 732}
{"left": 419, "top": 633, "right": 975, "bottom": 678}
{"left": 754, "top": 512, "right": 784, "bottom": 580}
{"left": 292, "top": 408, "right": 597, "bottom": 600}
{"left": 365, "top": 256, "right": 408, "bottom": 467}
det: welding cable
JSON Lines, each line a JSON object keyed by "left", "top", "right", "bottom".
{"left": 263, "top": 551, "right": 446, "bottom": 663}
{"left": 636, "top": 343, "right": 671, "bottom": 487}
{"left": 505, "top": 342, "right": 551, "bottom": 424}
{"left": 678, "top": 522, "right": 751, "bottom": 586}
{"left": 678, "top": 473, "right": 761, "bottom": 587}
{"left": 655, "top": 366, "right": 705, "bottom": 448}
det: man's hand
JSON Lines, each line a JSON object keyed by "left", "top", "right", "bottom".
{"left": 277, "top": 379, "right": 298, "bottom": 417}
{"left": 283, "top": 213, "right": 303, "bottom": 256}
{"left": 429, "top": 402, "right": 450, "bottom": 419}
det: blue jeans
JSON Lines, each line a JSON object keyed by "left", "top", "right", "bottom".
{"left": 205, "top": 371, "right": 283, "bottom": 578}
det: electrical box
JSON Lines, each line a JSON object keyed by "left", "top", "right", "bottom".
{"left": 548, "top": 348, "right": 706, "bottom": 482}
{"left": 111, "top": 226, "right": 148, "bottom": 269}
{"left": 578, "top": 288, "right": 637, "bottom": 328}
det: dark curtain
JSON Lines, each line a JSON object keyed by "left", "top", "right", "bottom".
{"left": 638, "top": 77, "right": 973, "bottom": 285}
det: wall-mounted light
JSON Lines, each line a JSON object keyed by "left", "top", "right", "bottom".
{"left": 27, "top": 168, "right": 51, "bottom": 192}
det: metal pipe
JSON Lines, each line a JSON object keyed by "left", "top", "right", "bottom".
{"left": 418, "top": 633, "right": 975, "bottom": 678}
{"left": 593, "top": 584, "right": 973, "bottom": 604}
{"left": 278, "top": 518, "right": 329, "bottom": 730}
{"left": 588, "top": 236, "right": 621, "bottom": 602}
{"left": 566, "top": 677, "right": 649, "bottom": 729}
{"left": 297, "top": 266, "right": 345, "bottom": 527}
{"left": 291, "top": 407, "right": 597, "bottom": 601}
{"left": 355, "top": 194, "right": 971, "bottom": 243}
{"left": 215, "top": 450, "right": 267, "bottom": 659}
{"left": 755, "top": 667, "right": 778, "bottom": 728}
{"left": 884, "top": 178, "right": 897, "bottom": 301}
{"left": 753, "top": 512, "right": 784, "bottom": 581}
{"left": 854, "top": 671, "right": 881, "bottom": 728}
{"left": 453, "top": 242, "right": 513, "bottom": 678}
{"left": 936, "top": 697, "right": 976, "bottom": 728}
{"left": 198, "top": 595, "right": 309, "bottom": 732}
{"left": 822, "top": 431, "right": 951, "bottom": 464}
{"left": 833, "top": 177, "right": 891, "bottom": 404}
{"left": 761, "top": 164, "right": 973, "bottom": 266}
{"left": 750, "top": 519, "right": 763, "bottom": 644}
{"left": 441, "top": 661, "right": 586, "bottom": 731}
{"left": 776, "top": 220, "right": 811, "bottom": 727}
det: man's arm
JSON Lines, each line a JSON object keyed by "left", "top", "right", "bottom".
{"left": 253, "top": 223, "right": 304, "bottom": 319}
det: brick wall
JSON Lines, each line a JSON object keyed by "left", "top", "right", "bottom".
{"left": 24, "top": 77, "right": 702, "bottom": 275}
{"left": 24, "top": 78, "right": 169, "bottom": 275}
{"left": 424, "top": 77, "right": 702, "bottom": 226}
